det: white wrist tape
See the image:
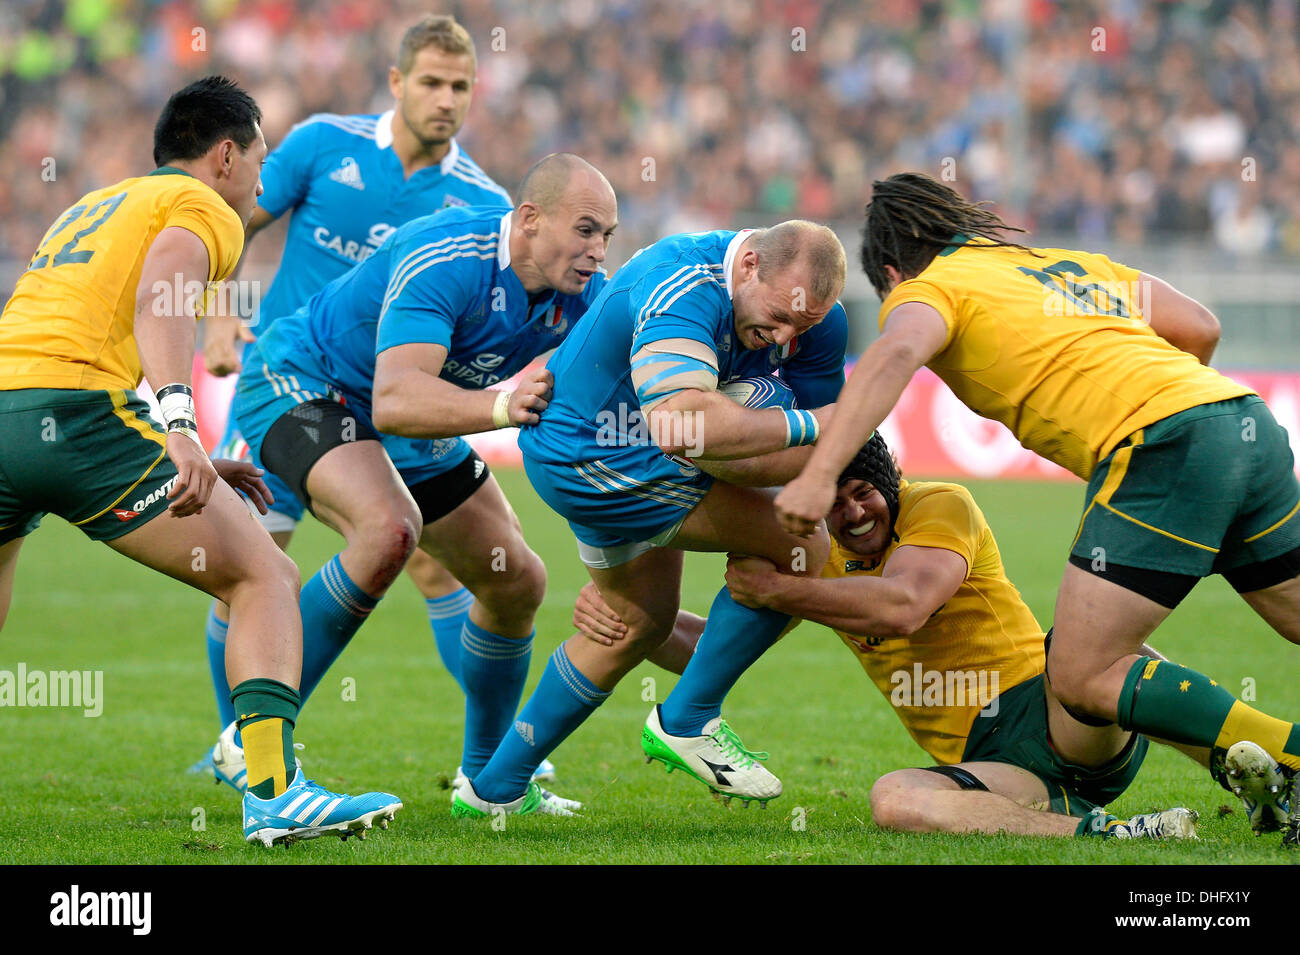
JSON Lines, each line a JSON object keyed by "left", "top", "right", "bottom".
{"left": 155, "top": 383, "right": 201, "bottom": 444}
{"left": 492, "top": 390, "right": 515, "bottom": 429}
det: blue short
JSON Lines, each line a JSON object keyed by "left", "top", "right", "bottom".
{"left": 232, "top": 342, "right": 474, "bottom": 504}
{"left": 521, "top": 444, "right": 713, "bottom": 549}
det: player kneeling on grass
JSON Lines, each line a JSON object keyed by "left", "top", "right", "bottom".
{"left": 577, "top": 432, "right": 1201, "bottom": 840}
{"left": 0, "top": 76, "right": 400, "bottom": 846}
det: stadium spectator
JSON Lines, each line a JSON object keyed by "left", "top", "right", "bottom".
{"left": 4, "top": 0, "right": 1300, "bottom": 276}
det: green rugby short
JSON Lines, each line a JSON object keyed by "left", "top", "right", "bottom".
{"left": 961, "top": 674, "right": 1149, "bottom": 817}
{"left": 0, "top": 388, "right": 180, "bottom": 545}
{"left": 1070, "top": 395, "right": 1300, "bottom": 579}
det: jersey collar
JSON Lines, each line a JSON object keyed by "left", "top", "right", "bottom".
{"left": 722, "top": 229, "right": 757, "bottom": 300}
{"left": 497, "top": 210, "right": 513, "bottom": 270}
{"left": 377, "top": 109, "right": 462, "bottom": 174}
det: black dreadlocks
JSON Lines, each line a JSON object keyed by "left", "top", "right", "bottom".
{"left": 860, "top": 173, "right": 1032, "bottom": 299}
{"left": 838, "top": 432, "right": 902, "bottom": 540}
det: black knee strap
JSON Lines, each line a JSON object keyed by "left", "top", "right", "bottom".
{"left": 919, "top": 765, "right": 989, "bottom": 792}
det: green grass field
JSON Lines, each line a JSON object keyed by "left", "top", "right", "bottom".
{"left": 1, "top": 471, "right": 1296, "bottom": 864}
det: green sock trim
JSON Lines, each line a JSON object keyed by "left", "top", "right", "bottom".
{"left": 230, "top": 677, "right": 300, "bottom": 727}
{"left": 1117, "top": 658, "right": 1236, "bottom": 747}
{"left": 1115, "top": 658, "right": 1146, "bottom": 729}
{"left": 1077, "top": 808, "right": 1121, "bottom": 838}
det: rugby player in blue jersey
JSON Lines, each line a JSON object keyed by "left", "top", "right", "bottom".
{"left": 453, "top": 222, "right": 849, "bottom": 816}
{"left": 196, "top": 16, "right": 515, "bottom": 770}
{"left": 218, "top": 154, "right": 616, "bottom": 811}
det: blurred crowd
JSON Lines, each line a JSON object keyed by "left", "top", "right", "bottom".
{"left": 1, "top": 0, "right": 1297, "bottom": 270}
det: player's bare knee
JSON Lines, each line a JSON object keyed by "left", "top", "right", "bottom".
{"left": 870, "top": 773, "right": 926, "bottom": 831}
{"left": 353, "top": 511, "right": 420, "bottom": 591}
{"left": 621, "top": 614, "right": 676, "bottom": 658}
{"left": 474, "top": 546, "right": 546, "bottom": 622}
{"left": 226, "top": 545, "right": 299, "bottom": 605}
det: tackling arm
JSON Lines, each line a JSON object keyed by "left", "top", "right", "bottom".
{"left": 726, "top": 544, "right": 967, "bottom": 638}
{"left": 775, "top": 304, "right": 947, "bottom": 532}
{"left": 695, "top": 446, "right": 817, "bottom": 486}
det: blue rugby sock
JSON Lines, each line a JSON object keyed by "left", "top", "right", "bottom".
{"left": 657, "top": 585, "right": 790, "bottom": 736}
{"left": 472, "top": 644, "right": 610, "bottom": 803}
{"left": 298, "top": 556, "right": 380, "bottom": 705}
{"left": 427, "top": 587, "right": 473, "bottom": 691}
{"left": 460, "top": 620, "right": 533, "bottom": 777}
{"left": 205, "top": 604, "right": 236, "bottom": 729}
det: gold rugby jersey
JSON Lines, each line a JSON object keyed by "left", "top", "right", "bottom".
{"left": 878, "top": 239, "right": 1253, "bottom": 479}
{"left": 824, "top": 480, "right": 1044, "bottom": 764}
{"left": 0, "top": 168, "right": 244, "bottom": 391}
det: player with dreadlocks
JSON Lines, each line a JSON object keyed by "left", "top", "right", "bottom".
{"left": 575, "top": 431, "right": 1201, "bottom": 839}
{"left": 776, "top": 172, "right": 1300, "bottom": 845}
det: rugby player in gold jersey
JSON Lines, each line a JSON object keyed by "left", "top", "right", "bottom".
{"left": 776, "top": 173, "right": 1300, "bottom": 845}
{"left": 576, "top": 434, "right": 1200, "bottom": 839}
{"left": 0, "top": 76, "right": 400, "bottom": 846}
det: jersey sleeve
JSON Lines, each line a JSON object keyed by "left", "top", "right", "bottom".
{"left": 628, "top": 265, "right": 727, "bottom": 409}
{"left": 257, "top": 118, "right": 323, "bottom": 219}
{"left": 374, "top": 236, "right": 478, "bottom": 354}
{"left": 163, "top": 183, "right": 245, "bottom": 283}
{"left": 894, "top": 484, "right": 983, "bottom": 574}
{"left": 781, "top": 302, "right": 847, "bottom": 408}
{"left": 878, "top": 275, "right": 962, "bottom": 351}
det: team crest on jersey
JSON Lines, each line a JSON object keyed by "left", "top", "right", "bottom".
{"left": 442, "top": 195, "right": 469, "bottom": 208}
{"left": 769, "top": 336, "right": 798, "bottom": 366}
{"left": 540, "top": 304, "right": 567, "bottom": 335}
{"left": 329, "top": 157, "right": 365, "bottom": 190}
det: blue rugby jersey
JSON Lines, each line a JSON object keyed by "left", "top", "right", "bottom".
{"left": 519, "top": 229, "right": 848, "bottom": 466}
{"left": 255, "top": 205, "right": 606, "bottom": 416}
{"left": 254, "top": 110, "right": 511, "bottom": 331}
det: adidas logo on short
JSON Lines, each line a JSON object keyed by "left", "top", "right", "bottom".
{"left": 514, "top": 720, "right": 535, "bottom": 746}
{"left": 474, "top": 459, "right": 486, "bottom": 479}
{"left": 329, "top": 157, "right": 365, "bottom": 190}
